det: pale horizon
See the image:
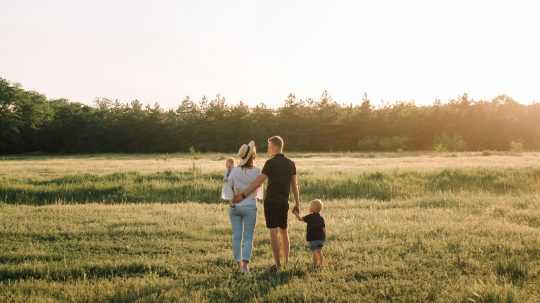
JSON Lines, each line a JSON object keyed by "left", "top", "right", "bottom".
{"left": 2, "top": 0, "right": 540, "bottom": 108}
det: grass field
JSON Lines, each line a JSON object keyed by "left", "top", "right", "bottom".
{"left": 1, "top": 152, "right": 540, "bottom": 302}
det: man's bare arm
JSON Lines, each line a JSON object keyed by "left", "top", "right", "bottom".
{"left": 244, "top": 174, "right": 267, "bottom": 196}
{"left": 232, "top": 174, "right": 267, "bottom": 203}
{"left": 291, "top": 174, "right": 300, "bottom": 212}
{"left": 294, "top": 211, "right": 303, "bottom": 221}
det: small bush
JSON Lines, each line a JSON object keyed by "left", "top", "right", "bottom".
{"left": 357, "top": 136, "right": 408, "bottom": 152}
{"left": 481, "top": 151, "right": 492, "bottom": 156}
{"left": 379, "top": 136, "right": 408, "bottom": 151}
{"left": 433, "top": 143, "right": 447, "bottom": 152}
{"left": 357, "top": 137, "right": 378, "bottom": 151}
{"left": 464, "top": 290, "right": 518, "bottom": 303}
{"left": 433, "top": 134, "right": 467, "bottom": 152}
{"left": 463, "top": 281, "right": 520, "bottom": 303}
{"left": 416, "top": 197, "right": 460, "bottom": 208}
{"left": 496, "top": 258, "right": 528, "bottom": 285}
{"left": 509, "top": 141, "right": 524, "bottom": 153}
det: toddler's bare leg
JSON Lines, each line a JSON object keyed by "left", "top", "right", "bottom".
{"left": 313, "top": 249, "right": 323, "bottom": 267}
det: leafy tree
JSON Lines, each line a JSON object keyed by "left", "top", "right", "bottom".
{"left": 1, "top": 77, "right": 539, "bottom": 154}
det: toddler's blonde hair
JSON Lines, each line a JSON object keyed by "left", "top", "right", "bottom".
{"left": 310, "top": 199, "right": 323, "bottom": 213}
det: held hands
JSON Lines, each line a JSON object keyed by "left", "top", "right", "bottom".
{"left": 293, "top": 205, "right": 302, "bottom": 221}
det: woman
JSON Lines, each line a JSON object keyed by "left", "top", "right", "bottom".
{"left": 227, "top": 140, "right": 263, "bottom": 273}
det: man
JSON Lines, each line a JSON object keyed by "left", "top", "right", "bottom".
{"left": 232, "top": 135, "right": 300, "bottom": 269}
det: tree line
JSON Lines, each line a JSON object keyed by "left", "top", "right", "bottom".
{"left": 1, "top": 77, "right": 539, "bottom": 154}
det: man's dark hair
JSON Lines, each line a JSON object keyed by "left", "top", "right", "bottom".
{"left": 268, "top": 136, "right": 284, "bottom": 151}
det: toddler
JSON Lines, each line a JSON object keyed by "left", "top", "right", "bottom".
{"left": 295, "top": 199, "right": 326, "bottom": 267}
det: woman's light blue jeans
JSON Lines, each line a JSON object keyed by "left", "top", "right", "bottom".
{"left": 229, "top": 204, "right": 257, "bottom": 263}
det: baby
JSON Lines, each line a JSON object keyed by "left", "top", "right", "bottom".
{"left": 295, "top": 199, "right": 326, "bottom": 267}
{"left": 221, "top": 158, "right": 235, "bottom": 202}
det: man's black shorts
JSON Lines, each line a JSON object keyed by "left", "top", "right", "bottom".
{"left": 264, "top": 201, "right": 289, "bottom": 229}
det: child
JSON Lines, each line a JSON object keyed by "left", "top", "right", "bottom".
{"left": 295, "top": 199, "right": 326, "bottom": 267}
{"left": 221, "top": 158, "right": 235, "bottom": 202}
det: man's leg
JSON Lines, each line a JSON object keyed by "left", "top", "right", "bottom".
{"left": 269, "top": 228, "right": 281, "bottom": 267}
{"left": 279, "top": 228, "right": 290, "bottom": 265}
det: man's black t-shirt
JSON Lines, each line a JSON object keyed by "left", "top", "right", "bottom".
{"left": 302, "top": 213, "right": 326, "bottom": 241}
{"left": 261, "top": 153, "right": 296, "bottom": 205}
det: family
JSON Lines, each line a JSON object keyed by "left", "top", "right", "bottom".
{"left": 221, "top": 136, "right": 326, "bottom": 273}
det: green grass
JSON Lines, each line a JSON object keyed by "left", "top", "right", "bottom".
{"left": 1, "top": 195, "right": 539, "bottom": 302}
{"left": 1, "top": 153, "right": 540, "bottom": 302}
{"left": 1, "top": 169, "right": 539, "bottom": 204}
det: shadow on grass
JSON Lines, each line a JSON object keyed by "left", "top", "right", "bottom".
{"left": 1, "top": 168, "right": 538, "bottom": 205}
{"left": 106, "top": 281, "right": 183, "bottom": 303}
{"left": 0, "top": 254, "right": 64, "bottom": 264}
{"left": 302, "top": 172, "right": 395, "bottom": 201}
{"left": 348, "top": 267, "right": 395, "bottom": 282}
{"left": 0, "top": 262, "right": 175, "bottom": 282}
{"left": 0, "top": 229, "right": 197, "bottom": 243}
{"left": 0, "top": 185, "right": 126, "bottom": 205}
{"left": 186, "top": 265, "right": 307, "bottom": 303}
{"left": 0, "top": 171, "right": 223, "bottom": 204}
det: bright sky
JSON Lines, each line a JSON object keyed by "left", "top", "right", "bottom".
{"left": 1, "top": 0, "right": 539, "bottom": 107}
